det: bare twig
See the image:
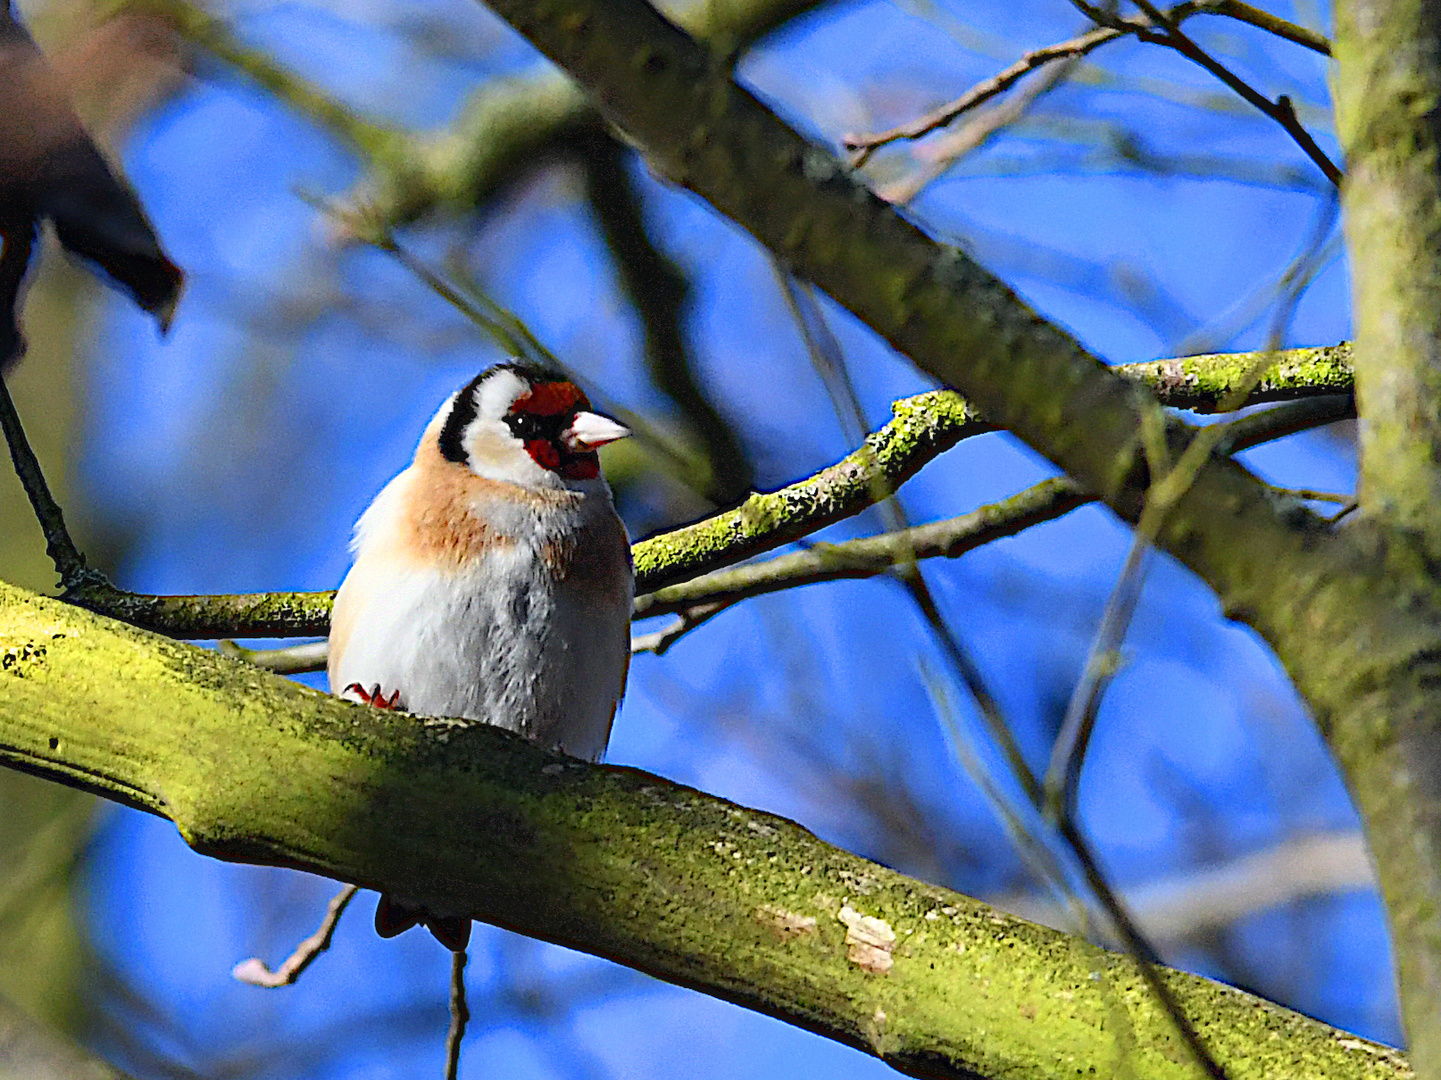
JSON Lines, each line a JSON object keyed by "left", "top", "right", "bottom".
{"left": 445, "top": 949, "right": 469, "bottom": 1080}
{"left": 1264, "top": 485, "right": 1352, "bottom": 504}
{"left": 845, "top": 0, "right": 1330, "bottom": 164}
{"left": 877, "top": 59, "right": 1076, "bottom": 203}
{"left": 631, "top": 601, "right": 732, "bottom": 655}
{"left": 1090, "top": 0, "right": 1341, "bottom": 185}
{"left": 1057, "top": 815, "right": 1228, "bottom": 1077}
{"left": 1035, "top": 194, "right": 1337, "bottom": 1080}
{"left": 1195, "top": 0, "right": 1329, "bottom": 53}
{"left": 1044, "top": 191, "right": 1340, "bottom": 835}
{"left": 0, "top": 375, "right": 99, "bottom": 591}
{"left": 848, "top": 25, "right": 1122, "bottom": 164}
{"left": 232, "top": 884, "right": 360, "bottom": 988}
{"left": 777, "top": 263, "right": 1048, "bottom": 815}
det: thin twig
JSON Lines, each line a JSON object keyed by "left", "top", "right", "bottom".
{"left": 1036, "top": 190, "right": 1338, "bottom": 1080}
{"left": 1057, "top": 816, "right": 1228, "bottom": 1077}
{"left": 445, "top": 949, "right": 469, "bottom": 1080}
{"left": 922, "top": 662, "right": 1096, "bottom": 937}
{"left": 848, "top": 25, "right": 1122, "bottom": 164}
{"left": 232, "top": 884, "right": 360, "bottom": 988}
{"left": 1264, "top": 485, "right": 1353, "bottom": 504}
{"left": 631, "top": 601, "right": 732, "bottom": 654}
{"left": 777, "top": 264, "right": 1046, "bottom": 810}
{"left": 1044, "top": 192, "right": 1340, "bottom": 832}
{"left": 1196, "top": 0, "right": 1329, "bottom": 53}
{"left": 878, "top": 59, "right": 1076, "bottom": 204}
{"left": 1044, "top": 534, "right": 1151, "bottom": 821}
{"left": 845, "top": 0, "right": 1330, "bottom": 163}
{"left": 1107, "top": 0, "right": 1340, "bottom": 185}
{"left": 0, "top": 374, "right": 99, "bottom": 591}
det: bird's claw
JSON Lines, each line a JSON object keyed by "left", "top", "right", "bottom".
{"left": 343, "top": 682, "right": 404, "bottom": 710}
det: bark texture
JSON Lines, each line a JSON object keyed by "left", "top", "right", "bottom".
{"left": 0, "top": 580, "right": 1413, "bottom": 1080}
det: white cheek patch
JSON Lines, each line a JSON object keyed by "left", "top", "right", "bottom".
{"left": 476, "top": 368, "right": 530, "bottom": 419}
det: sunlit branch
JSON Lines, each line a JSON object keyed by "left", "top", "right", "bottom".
{"left": 0, "top": 581, "right": 1412, "bottom": 1080}
{"left": 634, "top": 391, "right": 1352, "bottom": 619}
{"left": 633, "top": 477, "right": 1086, "bottom": 620}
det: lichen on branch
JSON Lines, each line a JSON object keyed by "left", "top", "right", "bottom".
{"left": 0, "top": 581, "right": 1410, "bottom": 1080}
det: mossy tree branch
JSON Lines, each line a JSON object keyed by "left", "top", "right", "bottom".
{"left": 636, "top": 393, "right": 1357, "bottom": 620}
{"left": 1334, "top": 0, "right": 1441, "bottom": 546}
{"left": 57, "top": 346, "right": 1357, "bottom": 640}
{"left": 0, "top": 582, "right": 1412, "bottom": 1080}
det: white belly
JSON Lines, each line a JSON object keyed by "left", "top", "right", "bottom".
{"left": 328, "top": 545, "right": 629, "bottom": 762}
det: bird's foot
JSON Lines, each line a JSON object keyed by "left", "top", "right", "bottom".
{"left": 375, "top": 895, "right": 471, "bottom": 951}
{"left": 343, "top": 683, "right": 404, "bottom": 710}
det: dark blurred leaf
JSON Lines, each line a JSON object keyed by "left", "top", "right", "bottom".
{"left": 0, "top": 1, "right": 181, "bottom": 368}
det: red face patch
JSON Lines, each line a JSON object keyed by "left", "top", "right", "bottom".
{"left": 511, "top": 380, "right": 601, "bottom": 479}
{"left": 525, "top": 438, "right": 599, "bottom": 480}
{"left": 513, "top": 380, "right": 589, "bottom": 417}
{"left": 526, "top": 439, "right": 561, "bottom": 470}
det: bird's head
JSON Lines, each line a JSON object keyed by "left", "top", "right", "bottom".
{"left": 433, "top": 363, "right": 630, "bottom": 489}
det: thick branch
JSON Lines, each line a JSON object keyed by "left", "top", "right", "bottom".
{"left": 1332, "top": 0, "right": 1441, "bottom": 1061}
{"left": 0, "top": 581, "right": 1410, "bottom": 1080}
{"left": 1334, "top": 0, "right": 1441, "bottom": 544}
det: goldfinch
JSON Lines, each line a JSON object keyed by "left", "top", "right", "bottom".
{"left": 328, "top": 362, "right": 634, "bottom": 949}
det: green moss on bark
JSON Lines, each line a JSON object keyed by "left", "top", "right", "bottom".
{"left": 0, "top": 580, "right": 1414, "bottom": 1080}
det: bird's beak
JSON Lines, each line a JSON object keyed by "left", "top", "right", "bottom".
{"left": 563, "top": 411, "right": 631, "bottom": 452}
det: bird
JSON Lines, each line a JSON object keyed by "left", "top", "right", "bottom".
{"left": 328, "top": 362, "right": 634, "bottom": 951}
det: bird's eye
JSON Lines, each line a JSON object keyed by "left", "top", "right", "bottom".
{"left": 505, "top": 411, "right": 550, "bottom": 440}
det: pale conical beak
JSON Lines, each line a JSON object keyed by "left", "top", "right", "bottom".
{"left": 563, "top": 411, "right": 631, "bottom": 452}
